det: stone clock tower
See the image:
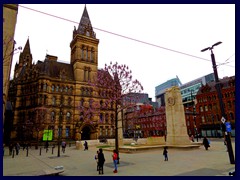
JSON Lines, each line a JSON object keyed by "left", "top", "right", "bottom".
{"left": 70, "top": 5, "right": 99, "bottom": 82}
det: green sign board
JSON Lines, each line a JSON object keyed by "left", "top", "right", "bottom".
{"left": 42, "top": 130, "right": 53, "bottom": 141}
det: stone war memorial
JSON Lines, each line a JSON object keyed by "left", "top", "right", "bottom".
{"left": 84, "top": 86, "right": 200, "bottom": 153}
{"left": 165, "top": 86, "right": 194, "bottom": 147}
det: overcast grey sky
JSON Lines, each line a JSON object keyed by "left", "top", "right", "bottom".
{"left": 11, "top": 4, "right": 235, "bottom": 100}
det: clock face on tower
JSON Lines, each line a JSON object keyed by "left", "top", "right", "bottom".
{"left": 167, "top": 97, "right": 175, "bottom": 106}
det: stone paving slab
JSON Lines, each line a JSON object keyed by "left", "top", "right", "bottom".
{"left": 3, "top": 138, "right": 235, "bottom": 176}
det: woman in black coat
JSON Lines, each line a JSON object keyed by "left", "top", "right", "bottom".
{"left": 202, "top": 136, "right": 210, "bottom": 150}
{"left": 98, "top": 148, "right": 105, "bottom": 175}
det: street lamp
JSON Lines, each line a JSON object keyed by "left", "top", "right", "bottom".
{"left": 191, "top": 90, "right": 198, "bottom": 142}
{"left": 57, "top": 98, "right": 63, "bottom": 157}
{"left": 201, "top": 42, "right": 235, "bottom": 164}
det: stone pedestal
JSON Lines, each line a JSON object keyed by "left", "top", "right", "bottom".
{"left": 76, "top": 141, "right": 83, "bottom": 150}
{"left": 165, "top": 86, "right": 191, "bottom": 145}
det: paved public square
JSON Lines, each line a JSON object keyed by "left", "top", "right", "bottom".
{"left": 3, "top": 138, "right": 235, "bottom": 176}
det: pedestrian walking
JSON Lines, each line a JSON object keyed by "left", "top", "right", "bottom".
{"left": 202, "top": 136, "right": 210, "bottom": 150}
{"left": 112, "top": 149, "right": 118, "bottom": 173}
{"left": 95, "top": 150, "right": 99, "bottom": 171}
{"left": 163, "top": 146, "right": 168, "bottom": 161}
{"left": 61, "top": 141, "right": 66, "bottom": 153}
{"left": 84, "top": 141, "right": 88, "bottom": 151}
{"left": 98, "top": 148, "right": 105, "bottom": 175}
{"left": 15, "top": 143, "right": 20, "bottom": 155}
{"left": 9, "top": 143, "right": 13, "bottom": 156}
{"left": 45, "top": 141, "right": 49, "bottom": 149}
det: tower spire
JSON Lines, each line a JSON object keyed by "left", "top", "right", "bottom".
{"left": 19, "top": 38, "right": 33, "bottom": 67}
{"left": 76, "top": 5, "right": 96, "bottom": 38}
{"left": 22, "top": 37, "right": 31, "bottom": 54}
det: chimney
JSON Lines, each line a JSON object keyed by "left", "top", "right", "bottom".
{"left": 46, "top": 54, "right": 58, "bottom": 61}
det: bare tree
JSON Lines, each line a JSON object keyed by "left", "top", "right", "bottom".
{"left": 90, "top": 61, "right": 144, "bottom": 162}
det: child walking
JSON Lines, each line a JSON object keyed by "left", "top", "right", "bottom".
{"left": 112, "top": 149, "right": 118, "bottom": 173}
{"left": 95, "top": 150, "right": 99, "bottom": 171}
{"left": 163, "top": 147, "right": 168, "bottom": 161}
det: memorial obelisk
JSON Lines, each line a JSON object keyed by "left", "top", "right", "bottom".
{"left": 165, "top": 86, "right": 191, "bottom": 145}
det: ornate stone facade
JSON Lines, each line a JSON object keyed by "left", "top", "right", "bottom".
{"left": 6, "top": 6, "right": 115, "bottom": 144}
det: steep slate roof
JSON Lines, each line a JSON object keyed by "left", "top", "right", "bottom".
{"left": 36, "top": 59, "right": 75, "bottom": 81}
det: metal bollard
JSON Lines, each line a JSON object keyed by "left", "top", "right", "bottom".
{"left": 52, "top": 147, "right": 54, "bottom": 154}
{"left": 69, "top": 143, "right": 71, "bottom": 147}
{"left": 12, "top": 150, "right": 15, "bottom": 158}
{"left": 26, "top": 147, "right": 29, "bottom": 157}
{"left": 39, "top": 148, "right": 42, "bottom": 156}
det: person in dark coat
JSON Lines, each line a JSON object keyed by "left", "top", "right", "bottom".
{"left": 15, "top": 143, "right": 20, "bottom": 155}
{"left": 163, "top": 146, "right": 168, "bottom": 161}
{"left": 202, "top": 136, "right": 210, "bottom": 150}
{"left": 9, "top": 143, "right": 13, "bottom": 156}
{"left": 98, "top": 148, "right": 105, "bottom": 175}
{"left": 84, "top": 141, "right": 88, "bottom": 151}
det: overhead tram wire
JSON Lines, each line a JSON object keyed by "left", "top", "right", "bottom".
{"left": 19, "top": 5, "right": 235, "bottom": 68}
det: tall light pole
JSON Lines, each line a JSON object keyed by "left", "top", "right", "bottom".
{"left": 201, "top": 41, "right": 235, "bottom": 164}
{"left": 191, "top": 90, "right": 198, "bottom": 142}
{"left": 57, "top": 96, "right": 63, "bottom": 157}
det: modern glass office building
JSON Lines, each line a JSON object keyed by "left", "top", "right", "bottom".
{"left": 155, "top": 73, "right": 215, "bottom": 107}
{"left": 180, "top": 73, "right": 215, "bottom": 105}
{"left": 155, "top": 76, "right": 182, "bottom": 107}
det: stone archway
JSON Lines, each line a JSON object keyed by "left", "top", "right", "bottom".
{"left": 81, "top": 126, "right": 91, "bottom": 140}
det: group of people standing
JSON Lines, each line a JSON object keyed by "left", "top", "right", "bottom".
{"left": 8, "top": 142, "right": 21, "bottom": 155}
{"left": 94, "top": 148, "right": 118, "bottom": 175}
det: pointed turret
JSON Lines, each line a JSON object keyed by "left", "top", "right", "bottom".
{"left": 18, "top": 38, "right": 33, "bottom": 69}
{"left": 75, "top": 5, "right": 96, "bottom": 38}
{"left": 23, "top": 38, "right": 31, "bottom": 54}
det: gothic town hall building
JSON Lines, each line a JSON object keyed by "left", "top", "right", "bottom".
{"left": 6, "top": 6, "right": 115, "bottom": 144}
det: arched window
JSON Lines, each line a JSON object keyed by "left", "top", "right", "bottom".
{"left": 105, "top": 114, "right": 109, "bottom": 124}
{"left": 59, "top": 111, "right": 63, "bottom": 121}
{"left": 60, "top": 96, "right": 64, "bottom": 106}
{"left": 66, "top": 112, "right": 71, "bottom": 120}
{"left": 80, "top": 98, "right": 84, "bottom": 107}
{"left": 43, "top": 83, "right": 47, "bottom": 91}
{"left": 81, "top": 47, "right": 84, "bottom": 60}
{"left": 86, "top": 48, "right": 88, "bottom": 60}
{"left": 100, "top": 113, "right": 103, "bottom": 123}
{"left": 68, "top": 97, "right": 72, "bottom": 106}
{"left": 52, "top": 85, "right": 55, "bottom": 92}
{"left": 52, "top": 96, "right": 56, "bottom": 105}
{"left": 111, "top": 114, "right": 114, "bottom": 124}
{"left": 100, "top": 100, "right": 103, "bottom": 108}
{"left": 51, "top": 111, "right": 55, "bottom": 122}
